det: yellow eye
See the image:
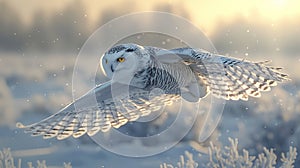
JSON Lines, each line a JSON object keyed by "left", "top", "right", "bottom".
{"left": 117, "top": 57, "right": 125, "bottom": 63}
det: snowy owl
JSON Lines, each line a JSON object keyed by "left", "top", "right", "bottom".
{"left": 17, "top": 43, "right": 289, "bottom": 140}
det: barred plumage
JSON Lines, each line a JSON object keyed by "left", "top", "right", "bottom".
{"left": 17, "top": 43, "right": 289, "bottom": 139}
{"left": 17, "top": 82, "right": 180, "bottom": 140}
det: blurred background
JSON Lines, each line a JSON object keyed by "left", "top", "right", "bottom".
{"left": 0, "top": 0, "right": 299, "bottom": 167}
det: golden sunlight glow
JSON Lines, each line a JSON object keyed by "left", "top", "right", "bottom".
{"left": 7, "top": 0, "right": 300, "bottom": 34}
{"left": 272, "top": 0, "right": 287, "bottom": 7}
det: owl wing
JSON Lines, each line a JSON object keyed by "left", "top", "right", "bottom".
{"left": 17, "top": 81, "right": 179, "bottom": 140}
{"left": 160, "top": 48, "right": 289, "bottom": 100}
{"left": 156, "top": 47, "right": 288, "bottom": 142}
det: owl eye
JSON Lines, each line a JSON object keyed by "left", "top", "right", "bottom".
{"left": 117, "top": 57, "right": 125, "bottom": 63}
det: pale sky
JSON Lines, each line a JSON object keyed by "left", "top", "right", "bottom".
{"left": 6, "top": 0, "right": 300, "bottom": 34}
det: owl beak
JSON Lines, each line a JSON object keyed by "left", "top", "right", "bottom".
{"left": 105, "top": 59, "right": 108, "bottom": 64}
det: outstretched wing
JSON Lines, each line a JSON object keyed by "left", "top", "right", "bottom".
{"left": 166, "top": 48, "right": 289, "bottom": 100}
{"left": 156, "top": 47, "right": 289, "bottom": 142}
{"left": 17, "top": 81, "right": 179, "bottom": 140}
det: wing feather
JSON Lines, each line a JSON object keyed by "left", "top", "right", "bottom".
{"left": 17, "top": 81, "right": 179, "bottom": 139}
{"left": 167, "top": 48, "right": 289, "bottom": 100}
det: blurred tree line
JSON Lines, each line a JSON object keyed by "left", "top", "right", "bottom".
{"left": 0, "top": 0, "right": 299, "bottom": 55}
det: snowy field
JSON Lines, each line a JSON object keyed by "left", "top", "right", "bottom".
{"left": 0, "top": 52, "right": 299, "bottom": 167}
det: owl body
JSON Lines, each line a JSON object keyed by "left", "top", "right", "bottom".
{"left": 17, "top": 43, "right": 289, "bottom": 140}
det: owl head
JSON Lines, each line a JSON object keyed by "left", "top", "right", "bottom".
{"left": 101, "top": 43, "right": 150, "bottom": 83}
